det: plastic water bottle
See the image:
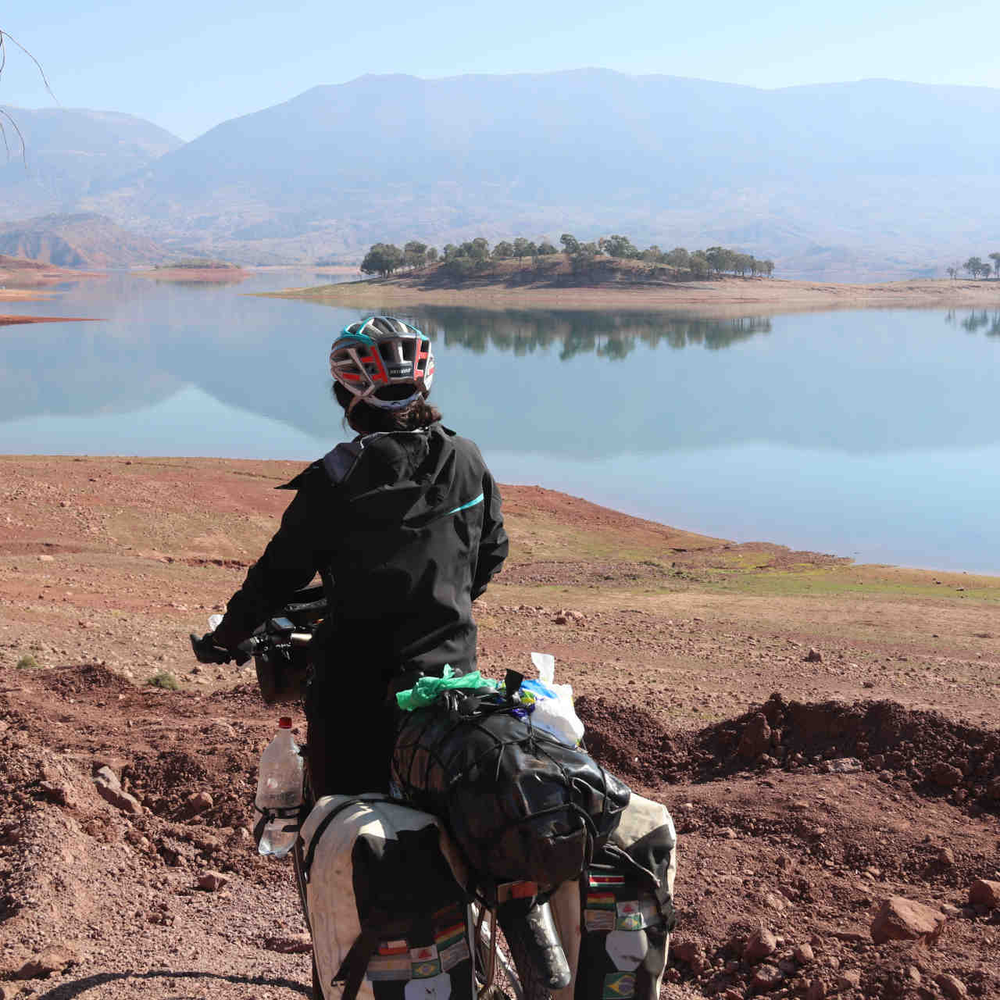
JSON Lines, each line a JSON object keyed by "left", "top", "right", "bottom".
{"left": 255, "top": 717, "right": 303, "bottom": 858}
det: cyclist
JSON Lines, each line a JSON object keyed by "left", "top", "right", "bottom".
{"left": 193, "top": 315, "right": 508, "bottom": 799}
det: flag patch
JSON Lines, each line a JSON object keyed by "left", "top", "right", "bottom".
{"left": 603, "top": 972, "right": 636, "bottom": 998}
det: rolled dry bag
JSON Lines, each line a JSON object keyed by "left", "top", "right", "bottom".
{"left": 299, "top": 794, "right": 475, "bottom": 1000}
{"left": 391, "top": 689, "right": 631, "bottom": 891}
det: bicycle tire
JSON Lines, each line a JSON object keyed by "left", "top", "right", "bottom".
{"left": 475, "top": 907, "right": 552, "bottom": 1000}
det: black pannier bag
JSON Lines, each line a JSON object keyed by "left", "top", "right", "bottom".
{"left": 391, "top": 684, "right": 631, "bottom": 893}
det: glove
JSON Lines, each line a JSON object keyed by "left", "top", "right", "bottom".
{"left": 190, "top": 631, "right": 237, "bottom": 665}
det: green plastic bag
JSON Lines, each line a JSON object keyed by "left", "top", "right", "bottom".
{"left": 395, "top": 665, "right": 499, "bottom": 711}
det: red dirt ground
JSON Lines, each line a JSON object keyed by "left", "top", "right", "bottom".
{"left": 1, "top": 456, "right": 998, "bottom": 1000}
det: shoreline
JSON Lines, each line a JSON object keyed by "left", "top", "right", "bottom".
{"left": 2, "top": 453, "right": 997, "bottom": 583}
{"left": 265, "top": 275, "right": 1000, "bottom": 314}
{"left": 0, "top": 315, "right": 100, "bottom": 326}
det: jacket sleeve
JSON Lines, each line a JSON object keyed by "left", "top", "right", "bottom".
{"left": 212, "top": 487, "right": 322, "bottom": 649}
{"left": 472, "top": 470, "right": 508, "bottom": 601}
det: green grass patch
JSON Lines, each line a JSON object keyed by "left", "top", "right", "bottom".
{"left": 16, "top": 654, "right": 40, "bottom": 670}
{"left": 145, "top": 670, "right": 180, "bottom": 691}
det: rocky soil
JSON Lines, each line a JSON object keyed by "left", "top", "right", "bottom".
{"left": 1, "top": 455, "right": 998, "bottom": 999}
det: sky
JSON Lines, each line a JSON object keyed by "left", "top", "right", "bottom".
{"left": 3, "top": 0, "right": 999, "bottom": 141}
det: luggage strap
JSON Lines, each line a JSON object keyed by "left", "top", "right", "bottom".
{"left": 252, "top": 806, "right": 302, "bottom": 850}
{"left": 332, "top": 910, "right": 390, "bottom": 1000}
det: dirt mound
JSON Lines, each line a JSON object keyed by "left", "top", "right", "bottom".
{"left": 579, "top": 693, "right": 1000, "bottom": 811}
{"left": 39, "top": 662, "right": 136, "bottom": 696}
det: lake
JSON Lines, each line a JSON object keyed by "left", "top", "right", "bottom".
{"left": 2, "top": 271, "right": 999, "bottom": 574}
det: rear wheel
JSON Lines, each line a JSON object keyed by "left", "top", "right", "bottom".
{"left": 474, "top": 906, "right": 551, "bottom": 1000}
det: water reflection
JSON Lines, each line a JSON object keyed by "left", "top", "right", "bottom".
{"left": 946, "top": 308, "right": 1000, "bottom": 336}
{"left": 403, "top": 307, "right": 772, "bottom": 360}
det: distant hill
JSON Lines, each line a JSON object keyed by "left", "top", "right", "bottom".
{"left": 0, "top": 107, "right": 183, "bottom": 220}
{"left": 6, "top": 74, "right": 1000, "bottom": 279}
{"left": 74, "top": 71, "right": 1000, "bottom": 279}
{"left": 0, "top": 214, "right": 172, "bottom": 268}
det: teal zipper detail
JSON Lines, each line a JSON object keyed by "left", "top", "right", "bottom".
{"left": 445, "top": 493, "right": 484, "bottom": 516}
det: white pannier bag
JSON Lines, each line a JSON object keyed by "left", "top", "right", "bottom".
{"left": 298, "top": 794, "right": 475, "bottom": 1000}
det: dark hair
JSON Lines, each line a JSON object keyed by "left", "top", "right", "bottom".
{"left": 332, "top": 382, "right": 442, "bottom": 435}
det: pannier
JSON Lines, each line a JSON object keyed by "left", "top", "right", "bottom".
{"left": 547, "top": 792, "right": 677, "bottom": 1000}
{"left": 298, "top": 794, "right": 475, "bottom": 1000}
{"left": 391, "top": 686, "right": 631, "bottom": 893}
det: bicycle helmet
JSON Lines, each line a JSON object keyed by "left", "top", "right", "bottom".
{"left": 329, "top": 316, "right": 435, "bottom": 412}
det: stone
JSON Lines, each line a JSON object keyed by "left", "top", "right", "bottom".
{"left": 986, "top": 777, "right": 1000, "bottom": 800}
{"left": 805, "top": 979, "right": 827, "bottom": 1000}
{"left": 39, "top": 780, "right": 80, "bottom": 809}
{"left": 751, "top": 964, "right": 782, "bottom": 990}
{"left": 738, "top": 713, "right": 772, "bottom": 759}
{"left": 836, "top": 970, "right": 861, "bottom": 990}
{"left": 185, "top": 791, "right": 214, "bottom": 815}
{"left": 263, "top": 933, "right": 313, "bottom": 954}
{"left": 825, "top": 757, "right": 863, "bottom": 774}
{"left": 794, "top": 943, "right": 815, "bottom": 964}
{"left": 197, "top": 870, "right": 228, "bottom": 891}
{"left": 670, "top": 939, "right": 703, "bottom": 965}
{"left": 805, "top": 647, "right": 823, "bottom": 662}
{"left": 93, "top": 766, "right": 142, "bottom": 814}
{"left": 744, "top": 926, "right": 777, "bottom": 963}
{"left": 38, "top": 554, "right": 55, "bottom": 562}
{"left": 871, "top": 896, "right": 947, "bottom": 944}
{"left": 15, "top": 947, "right": 78, "bottom": 979}
{"left": 929, "top": 762, "right": 964, "bottom": 787}
{"left": 969, "top": 879, "right": 1000, "bottom": 909}
{"left": 935, "top": 974, "right": 968, "bottom": 999}
{"left": 938, "top": 847, "right": 956, "bottom": 867}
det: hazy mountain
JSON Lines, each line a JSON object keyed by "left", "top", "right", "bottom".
{"left": 2, "top": 73, "right": 995, "bottom": 279}
{"left": 74, "top": 71, "right": 1000, "bottom": 279}
{"left": 0, "top": 213, "right": 174, "bottom": 268}
{"left": 0, "top": 107, "right": 183, "bottom": 220}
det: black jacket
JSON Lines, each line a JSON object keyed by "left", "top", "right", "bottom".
{"left": 213, "top": 423, "right": 508, "bottom": 680}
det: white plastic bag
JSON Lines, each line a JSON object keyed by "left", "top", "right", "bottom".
{"left": 524, "top": 651, "right": 585, "bottom": 745}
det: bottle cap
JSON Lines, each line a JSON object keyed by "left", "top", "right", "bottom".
{"left": 278, "top": 717, "right": 292, "bottom": 728}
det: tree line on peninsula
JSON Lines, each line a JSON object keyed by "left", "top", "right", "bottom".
{"left": 359, "top": 234, "right": 775, "bottom": 281}
{"left": 947, "top": 254, "right": 1000, "bottom": 280}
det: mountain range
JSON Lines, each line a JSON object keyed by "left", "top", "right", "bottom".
{"left": 5, "top": 71, "right": 1000, "bottom": 280}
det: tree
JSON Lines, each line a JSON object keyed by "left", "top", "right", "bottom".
{"left": 360, "top": 243, "right": 404, "bottom": 277}
{"left": 492, "top": 241, "right": 514, "bottom": 260}
{"left": 664, "top": 247, "right": 690, "bottom": 270}
{"left": 0, "top": 31, "right": 54, "bottom": 162}
{"left": 426, "top": 247, "right": 438, "bottom": 263}
{"left": 688, "top": 251, "right": 710, "bottom": 279}
{"left": 761, "top": 259, "right": 775, "bottom": 278}
{"left": 403, "top": 241, "right": 427, "bottom": 269}
{"left": 537, "top": 241, "right": 557, "bottom": 255}
{"left": 965, "top": 256, "right": 985, "bottom": 279}
{"left": 512, "top": 237, "right": 531, "bottom": 262}
{"left": 598, "top": 234, "right": 639, "bottom": 259}
{"left": 442, "top": 244, "right": 458, "bottom": 261}
{"left": 560, "top": 233, "right": 580, "bottom": 255}
{"left": 705, "top": 246, "right": 736, "bottom": 275}
{"left": 641, "top": 245, "right": 664, "bottom": 263}
{"left": 989, "top": 252, "right": 1000, "bottom": 279}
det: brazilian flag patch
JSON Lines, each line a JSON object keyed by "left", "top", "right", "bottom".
{"left": 603, "top": 972, "right": 636, "bottom": 998}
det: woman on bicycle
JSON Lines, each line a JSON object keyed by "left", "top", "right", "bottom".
{"left": 196, "top": 315, "right": 508, "bottom": 798}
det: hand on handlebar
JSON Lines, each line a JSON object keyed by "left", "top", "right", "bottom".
{"left": 189, "top": 631, "right": 250, "bottom": 666}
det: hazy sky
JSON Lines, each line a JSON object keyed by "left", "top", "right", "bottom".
{"left": 3, "top": 0, "right": 999, "bottom": 140}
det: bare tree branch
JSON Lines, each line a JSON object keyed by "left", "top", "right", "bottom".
{"left": 0, "top": 29, "right": 58, "bottom": 166}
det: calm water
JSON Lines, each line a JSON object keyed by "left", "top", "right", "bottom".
{"left": 2, "top": 272, "right": 999, "bottom": 574}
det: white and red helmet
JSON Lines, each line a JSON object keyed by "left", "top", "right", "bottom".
{"left": 329, "top": 316, "right": 435, "bottom": 412}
